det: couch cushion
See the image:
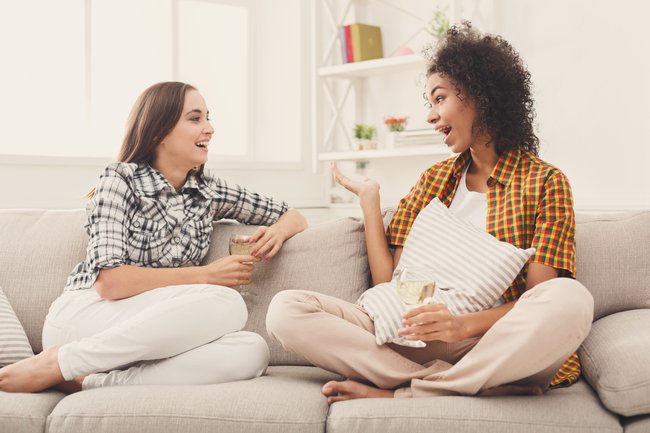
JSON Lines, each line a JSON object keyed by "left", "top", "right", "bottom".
{"left": 327, "top": 381, "right": 621, "bottom": 433}
{"left": 579, "top": 309, "right": 650, "bottom": 416}
{"left": 202, "top": 218, "right": 369, "bottom": 365}
{"left": 0, "top": 390, "right": 64, "bottom": 433}
{"left": 47, "top": 366, "right": 340, "bottom": 433}
{"left": 623, "top": 415, "right": 650, "bottom": 433}
{"left": 575, "top": 212, "right": 650, "bottom": 320}
{"left": 0, "top": 209, "right": 87, "bottom": 353}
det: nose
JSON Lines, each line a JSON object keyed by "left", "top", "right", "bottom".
{"left": 427, "top": 106, "right": 439, "bottom": 125}
{"left": 203, "top": 120, "right": 215, "bottom": 135}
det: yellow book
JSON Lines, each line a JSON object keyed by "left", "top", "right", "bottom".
{"left": 350, "top": 23, "right": 383, "bottom": 62}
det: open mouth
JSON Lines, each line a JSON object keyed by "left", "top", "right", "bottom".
{"left": 195, "top": 142, "right": 209, "bottom": 149}
{"left": 435, "top": 126, "right": 452, "bottom": 137}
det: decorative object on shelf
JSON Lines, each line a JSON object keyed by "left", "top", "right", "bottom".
{"left": 395, "top": 47, "right": 415, "bottom": 56}
{"left": 384, "top": 116, "right": 409, "bottom": 132}
{"left": 339, "top": 23, "right": 383, "bottom": 63}
{"left": 426, "top": 6, "right": 450, "bottom": 40}
{"left": 386, "top": 128, "right": 445, "bottom": 149}
{"left": 353, "top": 123, "right": 377, "bottom": 150}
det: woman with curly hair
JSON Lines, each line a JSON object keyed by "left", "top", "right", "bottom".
{"left": 266, "top": 22, "right": 593, "bottom": 401}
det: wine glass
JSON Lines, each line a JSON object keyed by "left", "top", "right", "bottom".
{"left": 393, "top": 267, "right": 436, "bottom": 347}
{"left": 228, "top": 234, "right": 255, "bottom": 297}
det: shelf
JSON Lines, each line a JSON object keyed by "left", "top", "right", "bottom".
{"left": 317, "top": 54, "right": 425, "bottom": 79}
{"left": 318, "top": 145, "right": 452, "bottom": 162}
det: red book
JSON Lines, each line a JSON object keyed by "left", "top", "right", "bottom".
{"left": 345, "top": 25, "right": 354, "bottom": 63}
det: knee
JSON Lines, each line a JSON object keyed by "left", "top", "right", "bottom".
{"left": 265, "top": 290, "right": 308, "bottom": 343}
{"left": 234, "top": 332, "right": 270, "bottom": 379}
{"left": 535, "top": 278, "right": 594, "bottom": 336}
{"left": 205, "top": 285, "right": 248, "bottom": 331}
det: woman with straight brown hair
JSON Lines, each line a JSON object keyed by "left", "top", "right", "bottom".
{"left": 0, "top": 81, "right": 307, "bottom": 393}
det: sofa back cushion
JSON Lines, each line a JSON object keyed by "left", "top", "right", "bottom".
{"left": 201, "top": 218, "right": 369, "bottom": 365}
{"left": 0, "top": 209, "right": 88, "bottom": 353}
{"left": 575, "top": 211, "right": 650, "bottom": 320}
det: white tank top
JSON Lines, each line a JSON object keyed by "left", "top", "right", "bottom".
{"left": 448, "top": 165, "right": 487, "bottom": 231}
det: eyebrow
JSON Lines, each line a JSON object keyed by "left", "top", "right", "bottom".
{"left": 428, "top": 85, "right": 446, "bottom": 97}
{"left": 185, "top": 109, "right": 205, "bottom": 116}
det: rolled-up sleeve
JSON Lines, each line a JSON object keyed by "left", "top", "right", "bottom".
{"left": 210, "top": 177, "right": 288, "bottom": 226}
{"left": 531, "top": 169, "right": 576, "bottom": 278}
{"left": 85, "top": 166, "right": 134, "bottom": 281}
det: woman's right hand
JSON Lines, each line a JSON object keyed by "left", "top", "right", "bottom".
{"left": 203, "top": 255, "right": 260, "bottom": 287}
{"left": 331, "top": 162, "right": 380, "bottom": 206}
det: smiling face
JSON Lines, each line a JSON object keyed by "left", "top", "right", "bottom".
{"left": 425, "top": 73, "right": 488, "bottom": 154}
{"left": 154, "top": 89, "right": 214, "bottom": 173}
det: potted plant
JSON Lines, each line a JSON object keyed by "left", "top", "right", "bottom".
{"left": 353, "top": 123, "right": 377, "bottom": 150}
{"left": 426, "top": 6, "right": 450, "bottom": 40}
{"left": 384, "top": 116, "right": 409, "bottom": 148}
{"left": 384, "top": 116, "right": 408, "bottom": 132}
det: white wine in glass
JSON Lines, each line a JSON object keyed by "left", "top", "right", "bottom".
{"left": 394, "top": 267, "right": 436, "bottom": 348}
{"left": 228, "top": 234, "right": 254, "bottom": 297}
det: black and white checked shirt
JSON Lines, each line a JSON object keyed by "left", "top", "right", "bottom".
{"left": 64, "top": 162, "right": 288, "bottom": 291}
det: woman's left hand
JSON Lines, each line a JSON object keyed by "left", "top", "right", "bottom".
{"left": 398, "top": 303, "right": 467, "bottom": 343}
{"left": 248, "top": 226, "right": 286, "bottom": 259}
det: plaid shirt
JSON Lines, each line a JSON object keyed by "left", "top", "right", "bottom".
{"left": 386, "top": 148, "right": 579, "bottom": 387}
{"left": 64, "top": 162, "right": 288, "bottom": 292}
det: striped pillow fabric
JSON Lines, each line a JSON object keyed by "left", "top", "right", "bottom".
{"left": 0, "top": 286, "right": 34, "bottom": 367}
{"left": 357, "top": 197, "right": 535, "bottom": 346}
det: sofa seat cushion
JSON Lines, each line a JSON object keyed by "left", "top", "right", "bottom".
{"left": 326, "top": 381, "right": 621, "bottom": 433}
{"left": 580, "top": 309, "right": 650, "bottom": 417}
{"left": 47, "top": 366, "right": 341, "bottom": 433}
{"left": 623, "top": 415, "right": 650, "bottom": 433}
{"left": 0, "top": 390, "right": 64, "bottom": 433}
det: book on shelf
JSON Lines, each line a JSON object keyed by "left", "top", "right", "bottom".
{"left": 386, "top": 128, "right": 446, "bottom": 148}
{"left": 338, "top": 23, "right": 383, "bottom": 63}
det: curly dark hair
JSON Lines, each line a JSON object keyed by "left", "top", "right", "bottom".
{"left": 424, "top": 22, "right": 539, "bottom": 156}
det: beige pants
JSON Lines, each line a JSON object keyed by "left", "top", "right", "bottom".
{"left": 266, "top": 278, "right": 593, "bottom": 397}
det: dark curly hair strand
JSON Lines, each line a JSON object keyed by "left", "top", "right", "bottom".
{"left": 424, "top": 21, "right": 539, "bottom": 156}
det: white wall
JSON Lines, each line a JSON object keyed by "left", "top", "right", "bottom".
{"left": 1, "top": 0, "right": 648, "bottom": 213}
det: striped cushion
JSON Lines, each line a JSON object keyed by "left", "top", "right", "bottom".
{"left": 357, "top": 198, "right": 535, "bottom": 346}
{"left": 0, "top": 286, "right": 34, "bottom": 366}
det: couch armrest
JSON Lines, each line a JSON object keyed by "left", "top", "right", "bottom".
{"left": 579, "top": 309, "right": 650, "bottom": 416}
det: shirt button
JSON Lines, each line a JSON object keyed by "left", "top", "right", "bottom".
{"left": 174, "top": 237, "right": 181, "bottom": 244}
{"left": 134, "top": 221, "right": 141, "bottom": 228}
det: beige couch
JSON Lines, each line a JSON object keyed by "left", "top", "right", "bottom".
{"left": 1, "top": 208, "right": 649, "bottom": 433}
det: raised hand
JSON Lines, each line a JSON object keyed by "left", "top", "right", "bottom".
{"left": 331, "top": 162, "right": 380, "bottom": 206}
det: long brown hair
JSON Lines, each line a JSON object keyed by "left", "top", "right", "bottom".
{"left": 87, "top": 82, "right": 198, "bottom": 198}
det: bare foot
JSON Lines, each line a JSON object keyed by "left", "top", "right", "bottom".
{"left": 54, "top": 376, "right": 85, "bottom": 394}
{"left": 0, "top": 346, "right": 64, "bottom": 393}
{"left": 478, "top": 383, "right": 544, "bottom": 397}
{"left": 322, "top": 379, "right": 394, "bottom": 404}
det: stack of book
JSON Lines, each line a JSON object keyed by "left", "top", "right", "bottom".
{"left": 387, "top": 128, "right": 446, "bottom": 148}
{"left": 338, "top": 23, "right": 383, "bottom": 63}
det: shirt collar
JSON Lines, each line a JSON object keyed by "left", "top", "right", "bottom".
{"left": 132, "top": 163, "right": 172, "bottom": 197}
{"left": 181, "top": 169, "right": 223, "bottom": 200}
{"left": 489, "top": 147, "right": 521, "bottom": 187}
{"left": 450, "top": 147, "right": 521, "bottom": 187}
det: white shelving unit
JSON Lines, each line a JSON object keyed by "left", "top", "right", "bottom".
{"left": 312, "top": 0, "right": 453, "bottom": 206}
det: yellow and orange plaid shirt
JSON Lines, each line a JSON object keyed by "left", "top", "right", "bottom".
{"left": 386, "top": 147, "right": 579, "bottom": 387}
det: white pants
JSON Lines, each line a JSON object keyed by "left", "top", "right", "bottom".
{"left": 42, "top": 284, "right": 269, "bottom": 390}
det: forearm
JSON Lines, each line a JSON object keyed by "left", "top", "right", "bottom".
{"left": 271, "top": 208, "right": 307, "bottom": 240}
{"left": 458, "top": 301, "right": 515, "bottom": 339}
{"left": 361, "top": 200, "right": 394, "bottom": 285}
{"left": 95, "top": 265, "right": 207, "bottom": 300}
